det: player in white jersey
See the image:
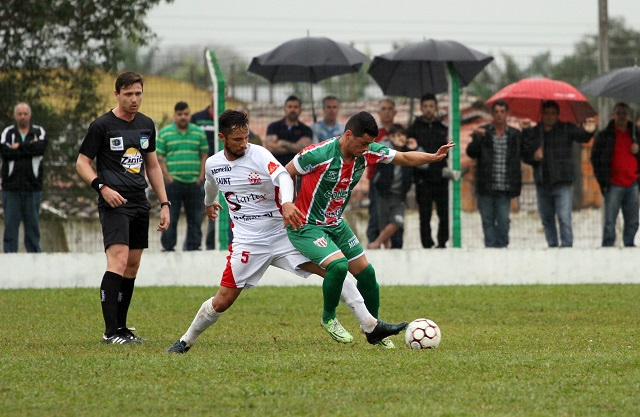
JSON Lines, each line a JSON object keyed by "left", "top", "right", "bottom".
{"left": 167, "top": 110, "right": 403, "bottom": 353}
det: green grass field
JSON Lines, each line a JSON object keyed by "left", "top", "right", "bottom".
{"left": 1, "top": 284, "right": 639, "bottom": 416}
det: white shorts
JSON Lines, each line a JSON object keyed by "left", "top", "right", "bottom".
{"left": 219, "top": 237, "right": 312, "bottom": 289}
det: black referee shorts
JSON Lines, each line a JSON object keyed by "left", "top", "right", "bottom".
{"left": 99, "top": 203, "right": 150, "bottom": 251}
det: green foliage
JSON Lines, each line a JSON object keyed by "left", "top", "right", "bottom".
{"left": 469, "top": 17, "right": 640, "bottom": 101}
{"left": 116, "top": 39, "right": 159, "bottom": 74}
{"left": 0, "top": 0, "right": 170, "bottom": 197}
{"left": 152, "top": 44, "right": 252, "bottom": 89}
{"left": 2, "top": 284, "right": 639, "bottom": 416}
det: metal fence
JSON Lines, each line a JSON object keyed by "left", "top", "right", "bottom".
{"left": 1, "top": 51, "right": 634, "bottom": 253}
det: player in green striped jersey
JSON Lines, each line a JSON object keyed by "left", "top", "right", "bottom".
{"left": 286, "top": 111, "right": 454, "bottom": 346}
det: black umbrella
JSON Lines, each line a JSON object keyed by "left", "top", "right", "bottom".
{"left": 248, "top": 36, "right": 369, "bottom": 121}
{"left": 368, "top": 39, "right": 493, "bottom": 99}
{"left": 578, "top": 66, "right": 640, "bottom": 105}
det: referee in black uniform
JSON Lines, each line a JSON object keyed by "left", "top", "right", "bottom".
{"left": 76, "top": 72, "right": 171, "bottom": 344}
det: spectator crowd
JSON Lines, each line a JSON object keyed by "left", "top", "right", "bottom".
{"left": 2, "top": 84, "right": 639, "bottom": 253}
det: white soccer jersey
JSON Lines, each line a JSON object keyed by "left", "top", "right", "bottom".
{"left": 205, "top": 144, "right": 289, "bottom": 244}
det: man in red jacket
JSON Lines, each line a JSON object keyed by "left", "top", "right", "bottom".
{"left": 591, "top": 102, "right": 640, "bottom": 247}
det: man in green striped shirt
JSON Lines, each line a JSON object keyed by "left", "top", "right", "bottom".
{"left": 157, "top": 101, "right": 209, "bottom": 251}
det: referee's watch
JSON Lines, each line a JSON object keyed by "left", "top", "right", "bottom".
{"left": 160, "top": 201, "right": 172, "bottom": 209}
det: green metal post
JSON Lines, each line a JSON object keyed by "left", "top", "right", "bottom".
{"left": 447, "top": 63, "right": 462, "bottom": 248}
{"left": 205, "top": 50, "right": 228, "bottom": 249}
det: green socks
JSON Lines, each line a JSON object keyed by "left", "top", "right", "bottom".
{"left": 355, "top": 264, "right": 380, "bottom": 319}
{"left": 321, "top": 258, "right": 349, "bottom": 323}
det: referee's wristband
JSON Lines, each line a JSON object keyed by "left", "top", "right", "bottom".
{"left": 91, "top": 178, "right": 106, "bottom": 194}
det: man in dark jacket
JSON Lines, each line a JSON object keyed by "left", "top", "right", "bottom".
{"left": 407, "top": 93, "right": 449, "bottom": 248}
{"left": 522, "top": 100, "right": 595, "bottom": 247}
{"left": 0, "top": 103, "right": 48, "bottom": 253}
{"left": 591, "top": 102, "right": 640, "bottom": 247}
{"left": 467, "top": 100, "right": 533, "bottom": 248}
{"left": 368, "top": 124, "right": 413, "bottom": 249}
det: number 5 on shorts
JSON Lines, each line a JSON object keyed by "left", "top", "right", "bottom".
{"left": 241, "top": 251, "right": 250, "bottom": 263}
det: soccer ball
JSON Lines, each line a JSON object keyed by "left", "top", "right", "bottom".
{"left": 404, "top": 318, "right": 441, "bottom": 350}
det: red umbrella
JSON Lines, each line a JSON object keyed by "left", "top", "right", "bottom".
{"left": 485, "top": 78, "right": 597, "bottom": 124}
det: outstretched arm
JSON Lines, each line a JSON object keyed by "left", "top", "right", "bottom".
{"left": 391, "top": 142, "right": 455, "bottom": 166}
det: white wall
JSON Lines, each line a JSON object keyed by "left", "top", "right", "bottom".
{"left": 1, "top": 248, "right": 637, "bottom": 289}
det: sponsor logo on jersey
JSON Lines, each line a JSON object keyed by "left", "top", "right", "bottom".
{"left": 348, "top": 235, "right": 359, "bottom": 249}
{"left": 339, "top": 178, "right": 350, "bottom": 185}
{"left": 211, "top": 166, "right": 232, "bottom": 175}
{"left": 354, "top": 163, "right": 365, "bottom": 172}
{"left": 121, "top": 148, "right": 143, "bottom": 174}
{"left": 324, "top": 189, "right": 349, "bottom": 201}
{"left": 323, "top": 207, "right": 342, "bottom": 219}
{"left": 232, "top": 212, "right": 274, "bottom": 221}
{"left": 140, "top": 135, "right": 149, "bottom": 149}
{"left": 313, "top": 237, "right": 328, "bottom": 247}
{"left": 224, "top": 191, "right": 268, "bottom": 211}
{"left": 224, "top": 192, "right": 240, "bottom": 211}
{"left": 110, "top": 137, "right": 124, "bottom": 151}
{"left": 216, "top": 177, "right": 231, "bottom": 185}
{"left": 248, "top": 172, "right": 262, "bottom": 185}
{"left": 325, "top": 171, "right": 337, "bottom": 180}
{"left": 267, "top": 161, "right": 280, "bottom": 175}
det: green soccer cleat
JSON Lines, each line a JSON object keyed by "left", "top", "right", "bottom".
{"left": 374, "top": 337, "right": 395, "bottom": 349}
{"left": 321, "top": 318, "right": 354, "bottom": 343}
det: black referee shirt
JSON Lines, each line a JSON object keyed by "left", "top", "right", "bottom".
{"left": 79, "top": 111, "right": 156, "bottom": 204}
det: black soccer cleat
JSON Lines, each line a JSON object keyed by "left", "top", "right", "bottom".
{"left": 102, "top": 333, "right": 141, "bottom": 345}
{"left": 365, "top": 320, "right": 408, "bottom": 345}
{"left": 167, "top": 340, "right": 190, "bottom": 354}
{"left": 117, "top": 327, "right": 144, "bottom": 343}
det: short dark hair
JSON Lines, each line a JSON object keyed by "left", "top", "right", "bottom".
{"left": 345, "top": 111, "right": 379, "bottom": 138}
{"left": 541, "top": 100, "right": 560, "bottom": 114}
{"left": 613, "top": 102, "right": 630, "bottom": 113}
{"left": 491, "top": 100, "right": 509, "bottom": 112}
{"left": 285, "top": 95, "right": 301, "bottom": 105}
{"left": 421, "top": 93, "right": 437, "bottom": 106}
{"left": 388, "top": 123, "right": 406, "bottom": 136}
{"left": 322, "top": 95, "right": 339, "bottom": 105}
{"left": 174, "top": 101, "right": 189, "bottom": 112}
{"left": 219, "top": 110, "right": 249, "bottom": 136}
{"left": 115, "top": 71, "right": 143, "bottom": 93}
